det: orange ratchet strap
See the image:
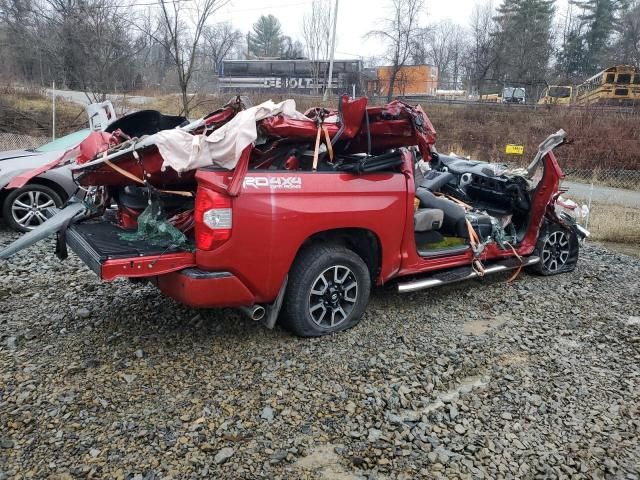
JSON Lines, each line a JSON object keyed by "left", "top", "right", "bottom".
{"left": 312, "top": 126, "right": 322, "bottom": 171}
{"left": 322, "top": 125, "right": 334, "bottom": 162}
{"left": 104, "top": 155, "right": 193, "bottom": 198}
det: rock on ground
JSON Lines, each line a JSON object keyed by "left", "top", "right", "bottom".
{"left": 0, "top": 226, "right": 639, "bottom": 479}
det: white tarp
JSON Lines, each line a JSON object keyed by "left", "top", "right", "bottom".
{"left": 155, "top": 99, "right": 311, "bottom": 173}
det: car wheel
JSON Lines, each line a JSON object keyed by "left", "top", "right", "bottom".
{"left": 529, "top": 222, "right": 579, "bottom": 276}
{"left": 281, "top": 244, "right": 371, "bottom": 337}
{"left": 2, "top": 185, "right": 63, "bottom": 233}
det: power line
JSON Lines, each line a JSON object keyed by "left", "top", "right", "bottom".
{"left": 31, "top": 0, "right": 329, "bottom": 11}
{"left": 336, "top": 50, "right": 363, "bottom": 58}
{"left": 26, "top": 0, "right": 194, "bottom": 11}
{"left": 219, "top": 0, "right": 330, "bottom": 13}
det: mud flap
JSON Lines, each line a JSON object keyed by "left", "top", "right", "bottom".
{"left": 55, "top": 214, "right": 78, "bottom": 260}
{"left": 573, "top": 224, "right": 590, "bottom": 240}
{"left": 263, "top": 275, "right": 288, "bottom": 329}
{"left": 0, "top": 202, "right": 87, "bottom": 260}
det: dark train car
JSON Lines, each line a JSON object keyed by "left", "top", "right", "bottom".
{"left": 220, "top": 59, "right": 364, "bottom": 94}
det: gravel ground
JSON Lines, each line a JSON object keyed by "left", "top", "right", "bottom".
{"left": 1, "top": 226, "right": 639, "bottom": 480}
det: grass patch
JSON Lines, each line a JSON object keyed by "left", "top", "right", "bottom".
{"left": 115, "top": 92, "right": 337, "bottom": 118}
{"left": 583, "top": 202, "right": 640, "bottom": 244}
{"left": 569, "top": 197, "right": 640, "bottom": 246}
{"left": 423, "top": 103, "right": 640, "bottom": 171}
{"left": 0, "top": 86, "right": 85, "bottom": 136}
{"left": 417, "top": 236, "right": 467, "bottom": 251}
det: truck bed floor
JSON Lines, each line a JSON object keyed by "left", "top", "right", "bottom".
{"left": 66, "top": 221, "right": 189, "bottom": 276}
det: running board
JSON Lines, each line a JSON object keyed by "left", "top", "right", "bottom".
{"left": 397, "top": 256, "right": 540, "bottom": 293}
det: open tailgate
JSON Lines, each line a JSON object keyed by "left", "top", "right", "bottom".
{"left": 0, "top": 204, "right": 195, "bottom": 280}
{"left": 65, "top": 221, "right": 195, "bottom": 280}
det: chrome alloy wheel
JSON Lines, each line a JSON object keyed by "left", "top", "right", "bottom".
{"left": 541, "top": 230, "right": 570, "bottom": 273}
{"left": 11, "top": 190, "right": 56, "bottom": 230}
{"left": 308, "top": 265, "right": 359, "bottom": 328}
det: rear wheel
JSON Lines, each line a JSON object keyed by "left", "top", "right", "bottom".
{"left": 530, "top": 223, "right": 579, "bottom": 275}
{"left": 281, "top": 244, "right": 371, "bottom": 337}
{"left": 2, "top": 185, "right": 63, "bottom": 233}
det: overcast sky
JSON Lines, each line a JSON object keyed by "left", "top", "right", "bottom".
{"left": 216, "top": 0, "right": 570, "bottom": 61}
{"left": 216, "top": 0, "right": 477, "bottom": 59}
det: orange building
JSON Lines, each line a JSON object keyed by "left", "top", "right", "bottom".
{"left": 370, "top": 64, "right": 439, "bottom": 96}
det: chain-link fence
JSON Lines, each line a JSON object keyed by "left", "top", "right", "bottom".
{"left": 0, "top": 133, "right": 48, "bottom": 151}
{"left": 563, "top": 168, "right": 640, "bottom": 191}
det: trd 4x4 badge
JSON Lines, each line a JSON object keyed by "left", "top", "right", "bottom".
{"left": 243, "top": 176, "right": 302, "bottom": 190}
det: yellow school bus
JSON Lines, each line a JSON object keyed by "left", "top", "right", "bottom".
{"left": 538, "top": 85, "right": 573, "bottom": 105}
{"left": 576, "top": 65, "right": 640, "bottom": 105}
{"left": 480, "top": 93, "right": 501, "bottom": 103}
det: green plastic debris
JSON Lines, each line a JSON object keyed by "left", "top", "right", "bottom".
{"left": 119, "top": 201, "right": 192, "bottom": 250}
{"left": 490, "top": 217, "right": 517, "bottom": 249}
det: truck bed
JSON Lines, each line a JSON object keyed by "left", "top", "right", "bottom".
{"left": 66, "top": 221, "right": 193, "bottom": 279}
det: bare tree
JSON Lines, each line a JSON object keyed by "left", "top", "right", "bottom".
{"left": 426, "top": 21, "right": 455, "bottom": 89}
{"left": 367, "top": 0, "right": 424, "bottom": 102}
{"left": 465, "top": 0, "right": 499, "bottom": 96}
{"left": 281, "top": 36, "right": 305, "bottom": 59}
{"left": 302, "top": 0, "right": 332, "bottom": 93}
{"left": 411, "top": 21, "right": 468, "bottom": 91}
{"left": 616, "top": 0, "right": 640, "bottom": 66}
{"left": 0, "top": 0, "right": 144, "bottom": 98}
{"left": 410, "top": 26, "right": 430, "bottom": 65}
{"left": 201, "top": 22, "right": 243, "bottom": 75}
{"left": 152, "top": 0, "right": 230, "bottom": 115}
{"left": 448, "top": 28, "right": 468, "bottom": 91}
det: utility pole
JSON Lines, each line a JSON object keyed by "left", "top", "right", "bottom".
{"left": 323, "top": 0, "right": 339, "bottom": 101}
{"left": 52, "top": 81, "right": 56, "bottom": 141}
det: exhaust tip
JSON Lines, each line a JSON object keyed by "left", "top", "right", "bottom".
{"left": 251, "top": 306, "right": 266, "bottom": 321}
{"left": 239, "top": 305, "right": 266, "bottom": 321}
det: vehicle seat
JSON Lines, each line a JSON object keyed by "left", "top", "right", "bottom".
{"left": 416, "top": 188, "right": 467, "bottom": 237}
{"left": 414, "top": 208, "right": 443, "bottom": 232}
{"left": 416, "top": 188, "right": 495, "bottom": 241}
{"left": 414, "top": 208, "right": 444, "bottom": 246}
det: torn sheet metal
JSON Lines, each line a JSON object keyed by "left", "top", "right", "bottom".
{"left": 526, "top": 129, "right": 566, "bottom": 177}
{"left": 14, "top": 95, "right": 437, "bottom": 196}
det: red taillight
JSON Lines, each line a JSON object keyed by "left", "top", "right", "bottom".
{"left": 194, "top": 188, "right": 232, "bottom": 250}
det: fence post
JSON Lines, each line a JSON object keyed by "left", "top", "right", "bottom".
{"left": 585, "top": 181, "right": 594, "bottom": 233}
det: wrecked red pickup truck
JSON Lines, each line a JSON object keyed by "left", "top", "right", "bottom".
{"left": 0, "top": 95, "right": 588, "bottom": 336}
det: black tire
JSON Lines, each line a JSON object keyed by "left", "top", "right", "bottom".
{"left": 281, "top": 244, "right": 371, "bottom": 337}
{"left": 2, "top": 184, "right": 63, "bottom": 233}
{"left": 529, "top": 222, "right": 579, "bottom": 276}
